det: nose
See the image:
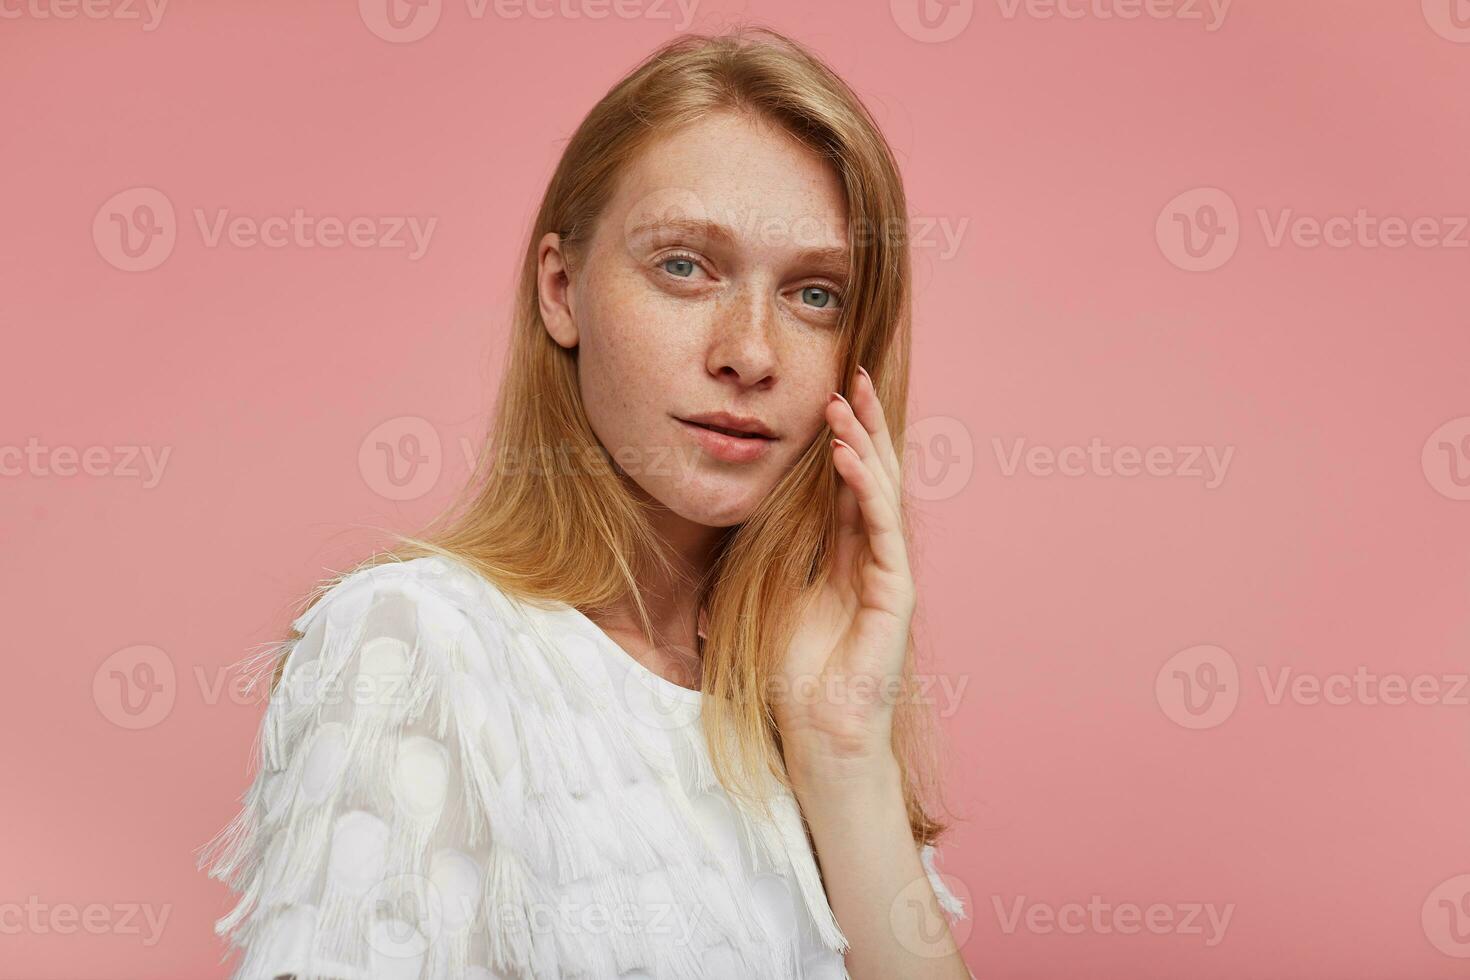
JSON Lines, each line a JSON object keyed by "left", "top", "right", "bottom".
{"left": 706, "top": 284, "right": 779, "bottom": 388}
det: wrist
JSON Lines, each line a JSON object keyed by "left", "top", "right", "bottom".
{"left": 785, "top": 741, "right": 902, "bottom": 805}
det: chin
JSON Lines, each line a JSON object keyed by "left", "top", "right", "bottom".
{"left": 654, "top": 478, "right": 768, "bottom": 528}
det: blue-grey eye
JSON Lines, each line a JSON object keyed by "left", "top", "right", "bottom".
{"left": 664, "top": 257, "right": 696, "bottom": 277}
{"left": 802, "top": 286, "right": 836, "bottom": 309}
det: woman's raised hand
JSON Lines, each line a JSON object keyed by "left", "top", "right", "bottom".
{"left": 776, "top": 364, "right": 916, "bottom": 785}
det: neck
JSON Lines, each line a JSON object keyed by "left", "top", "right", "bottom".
{"left": 584, "top": 494, "right": 727, "bottom": 682}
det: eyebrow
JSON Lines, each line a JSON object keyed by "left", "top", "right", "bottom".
{"left": 627, "top": 215, "right": 852, "bottom": 280}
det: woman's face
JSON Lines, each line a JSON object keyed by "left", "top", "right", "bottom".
{"left": 538, "top": 110, "right": 850, "bottom": 529}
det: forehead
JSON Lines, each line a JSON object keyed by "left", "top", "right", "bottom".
{"left": 607, "top": 110, "right": 850, "bottom": 258}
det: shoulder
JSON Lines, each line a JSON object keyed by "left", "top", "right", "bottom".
{"left": 291, "top": 555, "right": 513, "bottom": 633}
{"left": 262, "top": 556, "right": 528, "bottom": 755}
{"left": 282, "top": 556, "right": 528, "bottom": 674}
{"left": 277, "top": 553, "right": 604, "bottom": 718}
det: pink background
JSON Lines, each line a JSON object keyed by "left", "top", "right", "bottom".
{"left": 4, "top": 0, "right": 1470, "bottom": 976}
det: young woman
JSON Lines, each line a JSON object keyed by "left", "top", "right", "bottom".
{"left": 199, "top": 26, "right": 970, "bottom": 980}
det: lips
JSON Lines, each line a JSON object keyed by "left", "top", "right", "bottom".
{"left": 677, "top": 411, "right": 777, "bottom": 439}
{"left": 686, "top": 421, "right": 769, "bottom": 439}
{"left": 676, "top": 418, "right": 776, "bottom": 463}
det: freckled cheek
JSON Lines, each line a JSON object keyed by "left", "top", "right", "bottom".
{"left": 579, "top": 284, "right": 701, "bottom": 434}
{"left": 595, "top": 307, "right": 704, "bottom": 390}
{"left": 592, "top": 275, "right": 706, "bottom": 353}
{"left": 785, "top": 347, "right": 842, "bottom": 441}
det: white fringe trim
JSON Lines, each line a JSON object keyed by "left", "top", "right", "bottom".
{"left": 200, "top": 555, "right": 940, "bottom": 979}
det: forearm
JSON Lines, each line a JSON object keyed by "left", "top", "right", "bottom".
{"left": 791, "top": 754, "right": 972, "bottom": 980}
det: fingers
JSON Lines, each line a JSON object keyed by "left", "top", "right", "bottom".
{"left": 852, "top": 365, "right": 902, "bottom": 492}
{"left": 826, "top": 367, "right": 899, "bottom": 512}
{"left": 830, "top": 473, "right": 863, "bottom": 581}
{"left": 830, "top": 432, "right": 907, "bottom": 577}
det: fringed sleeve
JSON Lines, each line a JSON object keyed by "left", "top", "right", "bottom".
{"left": 197, "top": 568, "right": 530, "bottom": 980}
{"left": 920, "top": 843, "right": 975, "bottom": 979}
{"left": 920, "top": 843, "right": 967, "bottom": 922}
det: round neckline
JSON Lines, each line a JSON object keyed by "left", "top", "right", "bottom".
{"left": 556, "top": 601, "right": 704, "bottom": 704}
{"left": 418, "top": 554, "right": 705, "bottom": 705}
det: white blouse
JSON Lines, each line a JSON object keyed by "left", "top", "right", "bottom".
{"left": 200, "top": 555, "right": 965, "bottom": 979}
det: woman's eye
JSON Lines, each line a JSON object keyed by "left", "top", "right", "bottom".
{"left": 801, "top": 285, "right": 841, "bottom": 310}
{"left": 661, "top": 256, "right": 698, "bottom": 278}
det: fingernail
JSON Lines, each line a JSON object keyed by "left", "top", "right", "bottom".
{"left": 857, "top": 364, "right": 872, "bottom": 384}
{"left": 830, "top": 391, "right": 850, "bottom": 408}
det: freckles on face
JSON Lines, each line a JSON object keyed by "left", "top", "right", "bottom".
{"left": 569, "top": 111, "right": 850, "bottom": 528}
{"left": 574, "top": 273, "right": 685, "bottom": 466}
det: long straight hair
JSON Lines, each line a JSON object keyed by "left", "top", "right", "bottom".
{"left": 271, "top": 25, "right": 951, "bottom": 847}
